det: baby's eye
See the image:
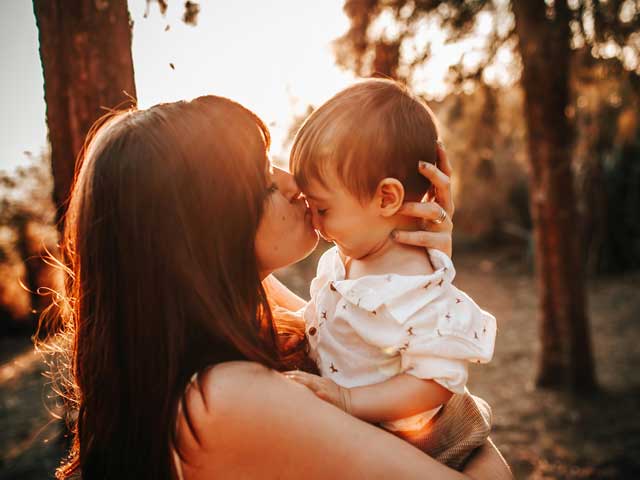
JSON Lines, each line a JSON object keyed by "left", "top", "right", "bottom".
{"left": 317, "top": 208, "right": 328, "bottom": 216}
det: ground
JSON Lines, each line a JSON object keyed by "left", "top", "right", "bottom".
{"left": 1, "top": 247, "right": 639, "bottom": 479}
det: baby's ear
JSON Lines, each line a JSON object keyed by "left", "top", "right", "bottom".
{"left": 376, "top": 178, "right": 405, "bottom": 217}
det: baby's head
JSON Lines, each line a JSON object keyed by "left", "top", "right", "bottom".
{"left": 290, "top": 78, "right": 440, "bottom": 259}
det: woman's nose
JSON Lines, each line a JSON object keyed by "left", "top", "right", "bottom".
{"left": 272, "top": 166, "right": 301, "bottom": 202}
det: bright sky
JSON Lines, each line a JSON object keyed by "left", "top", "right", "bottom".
{"left": 0, "top": 0, "right": 353, "bottom": 171}
{"left": 126, "top": 0, "right": 357, "bottom": 163}
{"left": 0, "top": 0, "right": 485, "bottom": 173}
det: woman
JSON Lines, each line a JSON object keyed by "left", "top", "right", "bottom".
{"left": 46, "top": 95, "right": 511, "bottom": 479}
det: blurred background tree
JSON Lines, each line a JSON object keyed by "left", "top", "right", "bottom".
{"left": 30, "top": 0, "right": 201, "bottom": 229}
{"left": 32, "top": 0, "right": 137, "bottom": 229}
{"left": 20, "top": 0, "right": 198, "bottom": 324}
{"left": 0, "top": 153, "right": 60, "bottom": 333}
{"left": 332, "top": 0, "right": 639, "bottom": 391}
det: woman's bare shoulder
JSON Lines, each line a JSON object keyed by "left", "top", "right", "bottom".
{"left": 178, "top": 361, "right": 276, "bottom": 432}
{"left": 174, "top": 361, "right": 471, "bottom": 480}
{"left": 201, "top": 360, "right": 271, "bottom": 389}
{"left": 200, "top": 360, "right": 281, "bottom": 400}
{"left": 177, "top": 361, "right": 302, "bottom": 443}
{"left": 175, "top": 361, "right": 316, "bottom": 478}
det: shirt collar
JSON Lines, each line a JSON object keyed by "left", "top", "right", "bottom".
{"left": 329, "top": 248, "right": 456, "bottom": 323}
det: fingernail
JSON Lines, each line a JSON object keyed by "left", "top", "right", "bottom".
{"left": 419, "top": 161, "right": 429, "bottom": 170}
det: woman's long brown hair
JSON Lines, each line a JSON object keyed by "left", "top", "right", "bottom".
{"left": 41, "top": 96, "right": 308, "bottom": 479}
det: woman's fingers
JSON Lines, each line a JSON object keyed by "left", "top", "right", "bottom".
{"left": 418, "top": 161, "right": 454, "bottom": 218}
{"left": 436, "top": 142, "right": 453, "bottom": 177}
{"left": 392, "top": 230, "right": 452, "bottom": 258}
{"left": 392, "top": 144, "right": 455, "bottom": 258}
{"left": 397, "top": 201, "right": 452, "bottom": 231}
{"left": 284, "top": 371, "right": 321, "bottom": 392}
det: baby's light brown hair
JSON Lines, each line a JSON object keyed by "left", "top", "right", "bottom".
{"left": 290, "top": 78, "right": 440, "bottom": 203}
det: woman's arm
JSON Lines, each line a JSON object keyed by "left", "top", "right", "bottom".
{"left": 263, "top": 275, "right": 308, "bottom": 352}
{"left": 176, "top": 361, "right": 471, "bottom": 480}
{"left": 464, "top": 438, "right": 513, "bottom": 480}
{"left": 263, "top": 274, "right": 307, "bottom": 311}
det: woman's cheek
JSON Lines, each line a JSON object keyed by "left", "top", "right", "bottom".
{"left": 284, "top": 208, "right": 302, "bottom": 236}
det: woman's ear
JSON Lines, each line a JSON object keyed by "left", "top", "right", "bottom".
{"left": 375, "top": 178, "right": 405, "bottom": 217}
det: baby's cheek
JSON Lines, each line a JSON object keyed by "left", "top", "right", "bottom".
{"left": 331, "top": 220, "right": 351, "bottom": 241}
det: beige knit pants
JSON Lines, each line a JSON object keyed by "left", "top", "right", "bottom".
{"left": 387, "top": 391, "right": 492, "bottom": 471}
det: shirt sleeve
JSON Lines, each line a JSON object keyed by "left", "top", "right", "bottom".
{"left": 398, "top": 287, "right": 497, "bottom": 394}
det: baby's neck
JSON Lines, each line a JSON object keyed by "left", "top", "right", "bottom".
{"left": 345, "top": 235, "right": 434, "bottom": 280}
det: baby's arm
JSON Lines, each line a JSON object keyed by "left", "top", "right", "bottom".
{"left": 285, "top": 371, "right": 452, "bottom": 423}
{"left": 349, "top": 374, "right": 453, "bottom": 423}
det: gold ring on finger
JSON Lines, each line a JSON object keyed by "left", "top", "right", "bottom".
{"left": 432, "top": 207, "right": 447, "bottom": 224}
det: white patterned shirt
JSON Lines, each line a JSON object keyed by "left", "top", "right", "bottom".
{"left": 304, "top": 246, "right": 497, "bottom": 432}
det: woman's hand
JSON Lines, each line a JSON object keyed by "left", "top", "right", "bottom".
{"left": 284, "top": 370, "right": 352, "bottom": 414}
{"left": 393, "top": 143, "right": 455, "bottom": 257}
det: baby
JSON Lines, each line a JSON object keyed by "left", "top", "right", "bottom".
{"left": 286, "top": 79, "right": 497, "bottom": 470}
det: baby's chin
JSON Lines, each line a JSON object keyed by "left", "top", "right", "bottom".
{"left": 334, "top": 243, "right": 351, "bottom": 257}
{"left": 336, "top": 243, "right": 367, "bottom": 261}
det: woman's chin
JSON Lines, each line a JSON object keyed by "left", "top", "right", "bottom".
{"left": 260, "top": 230, "right": 319, "bottom": 279}
{"left": 283, "top": 227, "right": 319, "bottom": 269}
{"left": 295, "top": 228, "right": 320, "bottom": 263}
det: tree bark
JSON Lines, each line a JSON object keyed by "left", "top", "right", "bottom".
{"left": 512, "top": 0, "right": 596, "bottom": 390}
{"left": 33, "top": 0, "right": 137, "bottom": 230}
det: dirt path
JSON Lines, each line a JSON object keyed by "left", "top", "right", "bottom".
{"left": 1, "top": 248, "right": 639, "bottom": 479}
{"left": 454, "top": 250, "right": 640, "bottom": 479}
{"left": 0, "top": 338, "right": 65, "bottom": 479}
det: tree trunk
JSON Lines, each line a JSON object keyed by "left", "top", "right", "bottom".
{"left": 33, "top": 0, "right": 137, "bottom": 230}
{"left": 512, "top": 0, "right": 596, "bottom": 391}
{"left": 14, "top": 216, "right": 40, "bottom": 320}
